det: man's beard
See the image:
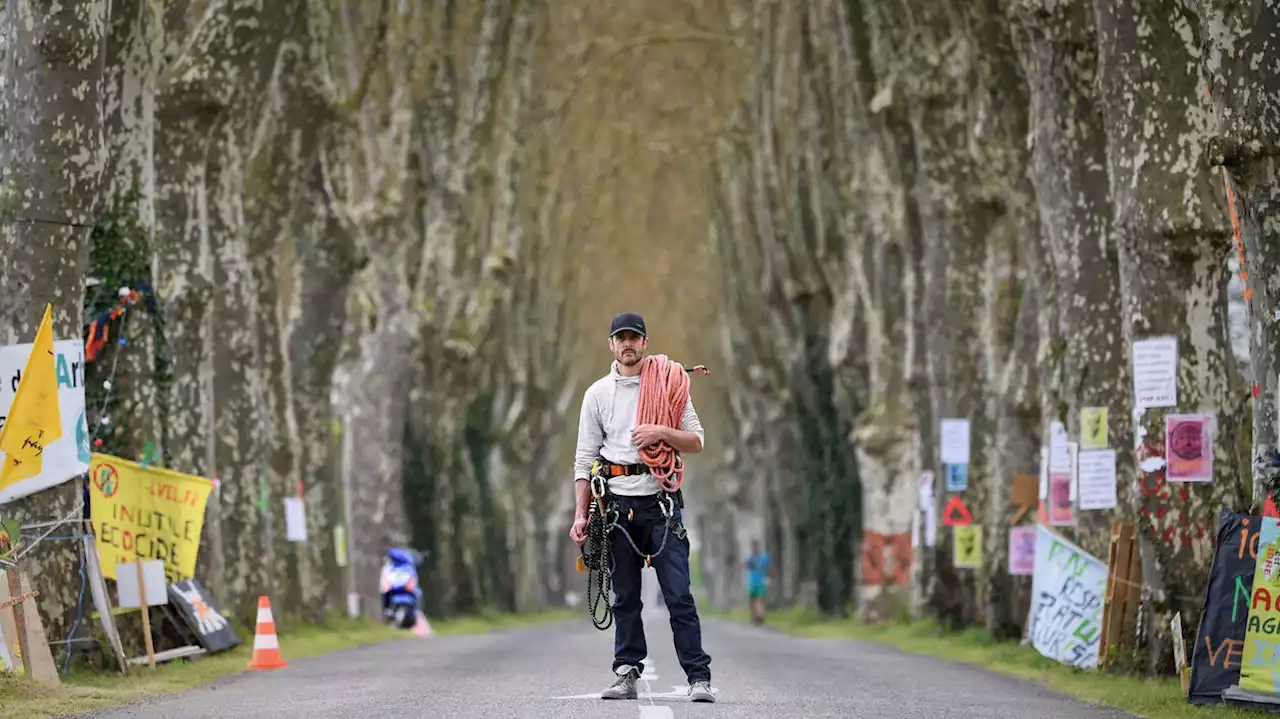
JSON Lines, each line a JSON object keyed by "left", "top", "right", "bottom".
{"left": 619, "top": 350, "right": 641, "bottom": 366}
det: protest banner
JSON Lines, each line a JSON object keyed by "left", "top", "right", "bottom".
{"left": 1027, "top": 524, "right": 1106, "bottom": 668}
{"left": 89, "top": 453, "right": 214, "bottom": 584}
{"left": 1188, "top": 508, "right": 1259, "bottom": 705}
{"left": 0, "top": 339, "right": 90, "bottom": 504}
{"left": 1240, "top": 516, "right": 1280, "bottom": 696}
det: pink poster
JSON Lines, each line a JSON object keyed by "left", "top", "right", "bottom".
{"left": 1009, "top": 526, "right": 1036, "bottom": 575}
{"left": 1166, "top": 413, "right": 1213, "bottom": 483}
{"left": 1048, "top": 474, "right": 1073, "bottom": 526}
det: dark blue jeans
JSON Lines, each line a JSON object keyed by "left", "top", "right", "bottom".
{"left": 609, "top": 493, "right": 712, "bottom": 684}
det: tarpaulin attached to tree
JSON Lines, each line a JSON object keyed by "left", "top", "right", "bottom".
{"left": 1188, "top": 508, "right": 1259, "bottom": 705}
{"left": 89, "top": 453, "right": 214, "bottom": 584}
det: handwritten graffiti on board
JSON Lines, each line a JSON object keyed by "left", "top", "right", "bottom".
{"left": 861, "top": 530, "right": 912, "bottom": 586}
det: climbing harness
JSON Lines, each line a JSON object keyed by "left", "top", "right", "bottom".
{"left": 579, "top": 462, "right": 686, "bottom": 631}
{"left": 579, "top": 360, "right": 708, "bottom": 631}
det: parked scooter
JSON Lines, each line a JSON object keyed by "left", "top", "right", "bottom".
{"left": 380, "top": 547, "right": 424, "bottom": 629}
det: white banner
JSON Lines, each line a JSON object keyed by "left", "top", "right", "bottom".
{"left": 1027, "top": 524, "right": 1106, "bottom": 668}
{"left": 0, "top": 339, "right": 90, "bottom": 504}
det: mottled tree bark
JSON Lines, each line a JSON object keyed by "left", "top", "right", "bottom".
{"left": 1094, "top": 0, "right": 1249, "bottom": 673}
{"left": 0, "top": 0, "right": 109, "bottom": 640}
{"left": 1008, "top": 0, "right": 1129, "bottom": 562}
{"left": 1189, "top": 0, "right": 1280, "bottom": 507}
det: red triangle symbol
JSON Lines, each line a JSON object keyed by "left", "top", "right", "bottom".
{"left": 943, "top": 496, "right": 973, "bottom": 527}
{"left": 1265, "top": 495, "right": 1280, "bottom": 518}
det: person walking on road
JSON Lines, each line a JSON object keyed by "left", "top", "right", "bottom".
{"left": 745, "top": 541, "right": 770, "bottom": 625}
{"left": 569, "top": 311, "right": 716, "bottom": 703}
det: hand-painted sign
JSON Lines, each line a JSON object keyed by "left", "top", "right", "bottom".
{"left": 1027, "top": 524, "right": 1105, "bottom": 668}
{"left": 89, "top": 453, "right": 214, "bottom": 584}
{"left": 167, "top": 578, "right": 242, "bottom": 653}
{"left": 1240, "top": 516, "right": 1280, "bottom": 696}
{"left": 1189, "top": 508, "right": 1258, "bottom": 705}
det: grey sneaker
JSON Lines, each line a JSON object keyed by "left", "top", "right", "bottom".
{"left": 689, "top": 679, "right": 715, "bottom": 703}
{"left": 601, "top": 665, "right": 640, "bottom": 700}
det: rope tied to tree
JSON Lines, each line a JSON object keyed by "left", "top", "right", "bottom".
{"left": 635, "top": 354, "right": 709, "bottom": 493}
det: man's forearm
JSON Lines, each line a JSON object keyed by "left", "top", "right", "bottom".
{"left": 574, "top": 478, "right": 591, "bottom": 518}
{"left": 663, "top": 427, "right": 703, "bottom": 453}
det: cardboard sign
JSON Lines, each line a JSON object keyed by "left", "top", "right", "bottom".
{"left": 168, "top": 579, "right": 242, "bottom": 653}
{"left": 1010, "top": 474, "right": 1038, "bottom": 524}
{"left": 1188, "top": 508, "right": 1258, "bottom": 704}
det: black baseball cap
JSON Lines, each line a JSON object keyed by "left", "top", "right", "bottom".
{"left": 609, "top": 312, "right": 646, "bottom": 338}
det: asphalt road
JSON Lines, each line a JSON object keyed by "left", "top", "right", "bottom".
{"left": 74, "top": 573, "right": 1126, "bottom": 716}
{"left": 75, "top": 607, "right": 1130, "bottom": 719}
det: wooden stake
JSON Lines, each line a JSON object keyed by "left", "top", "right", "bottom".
{"left": 5, "top": 568, "right": 30, "bottom": 677}
{"left": 135, "top": 559, "right": 155, "bottom": 668}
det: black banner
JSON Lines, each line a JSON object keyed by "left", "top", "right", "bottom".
{"left": 1188, "top": 507, "right": 1259, "bottom": 705}
{"left": 167, "top": 579, "right": 242, "bottom": 654}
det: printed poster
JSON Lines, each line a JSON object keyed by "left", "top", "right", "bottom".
{"left": 0, "top": 339, "right": 90, "bottom": 505}
{"left": 1132, "top": 335, "right": 1178, "bottom": 409}
{"left": 1166, "top": 413, "right": 1213, "bottom": 483}
{"left": 89, "top": 453, "right": 215, "bottom": 583}
{"left": 1240, "top": 516, "right": 1280, "bottom": 695}
{"left": 1028, "top": 524, "right": 1106, "bottom": 668}
{"left": 1009, "top": 525, "right": 1036, "bottom": 575}
{"left": 947, "top": 463, "right": 968, "bottom": 492}
{"left": 1076, "top": 449, "right": 1118, "bottom": 511}
{"left": 940, "top": 419, "right": 970, "bottom": 465}
{"left": 954, "top": 525, "right": 982, "bottom": 568}
{"left": 1080, "top": 407, "right": 1108, "bottom": 449}
{"left": 1048, "top": 474, "right": 1073, "bottom": 525}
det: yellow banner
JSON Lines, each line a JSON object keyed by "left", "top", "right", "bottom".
{"left": 1242, "top": 517, "right": 1280, "bottom": 696}
{"left": 89, "top": 453, "right": 214, "bottom": 584}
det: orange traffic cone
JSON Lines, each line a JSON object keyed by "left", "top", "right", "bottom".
{"left": 247, "top": 596, "right": 287, "bottom": 670}
{"left": 412, "top": 610, "right": 432, "bottom": 638}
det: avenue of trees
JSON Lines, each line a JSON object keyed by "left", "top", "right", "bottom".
{"left": 2, "top": 0, "right": 1275, "bottom": 680}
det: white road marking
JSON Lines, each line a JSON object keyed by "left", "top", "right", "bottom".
{"left": 639, "top": 707, "right": 675, "bottom": 718}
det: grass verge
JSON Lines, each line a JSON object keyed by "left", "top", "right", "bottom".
{"left": 0, "top": 608, "right": 574, "bottom": 718}
{"left": 714, "top": 606, "right": 1264, "bottom": 719}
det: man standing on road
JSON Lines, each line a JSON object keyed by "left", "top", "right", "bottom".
{"left": 569, "top": 312, "right": 715, "bottom": 703}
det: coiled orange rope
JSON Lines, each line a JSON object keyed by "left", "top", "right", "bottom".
{"left": 636, "top": 355, "right": 709, "bottom": 491}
